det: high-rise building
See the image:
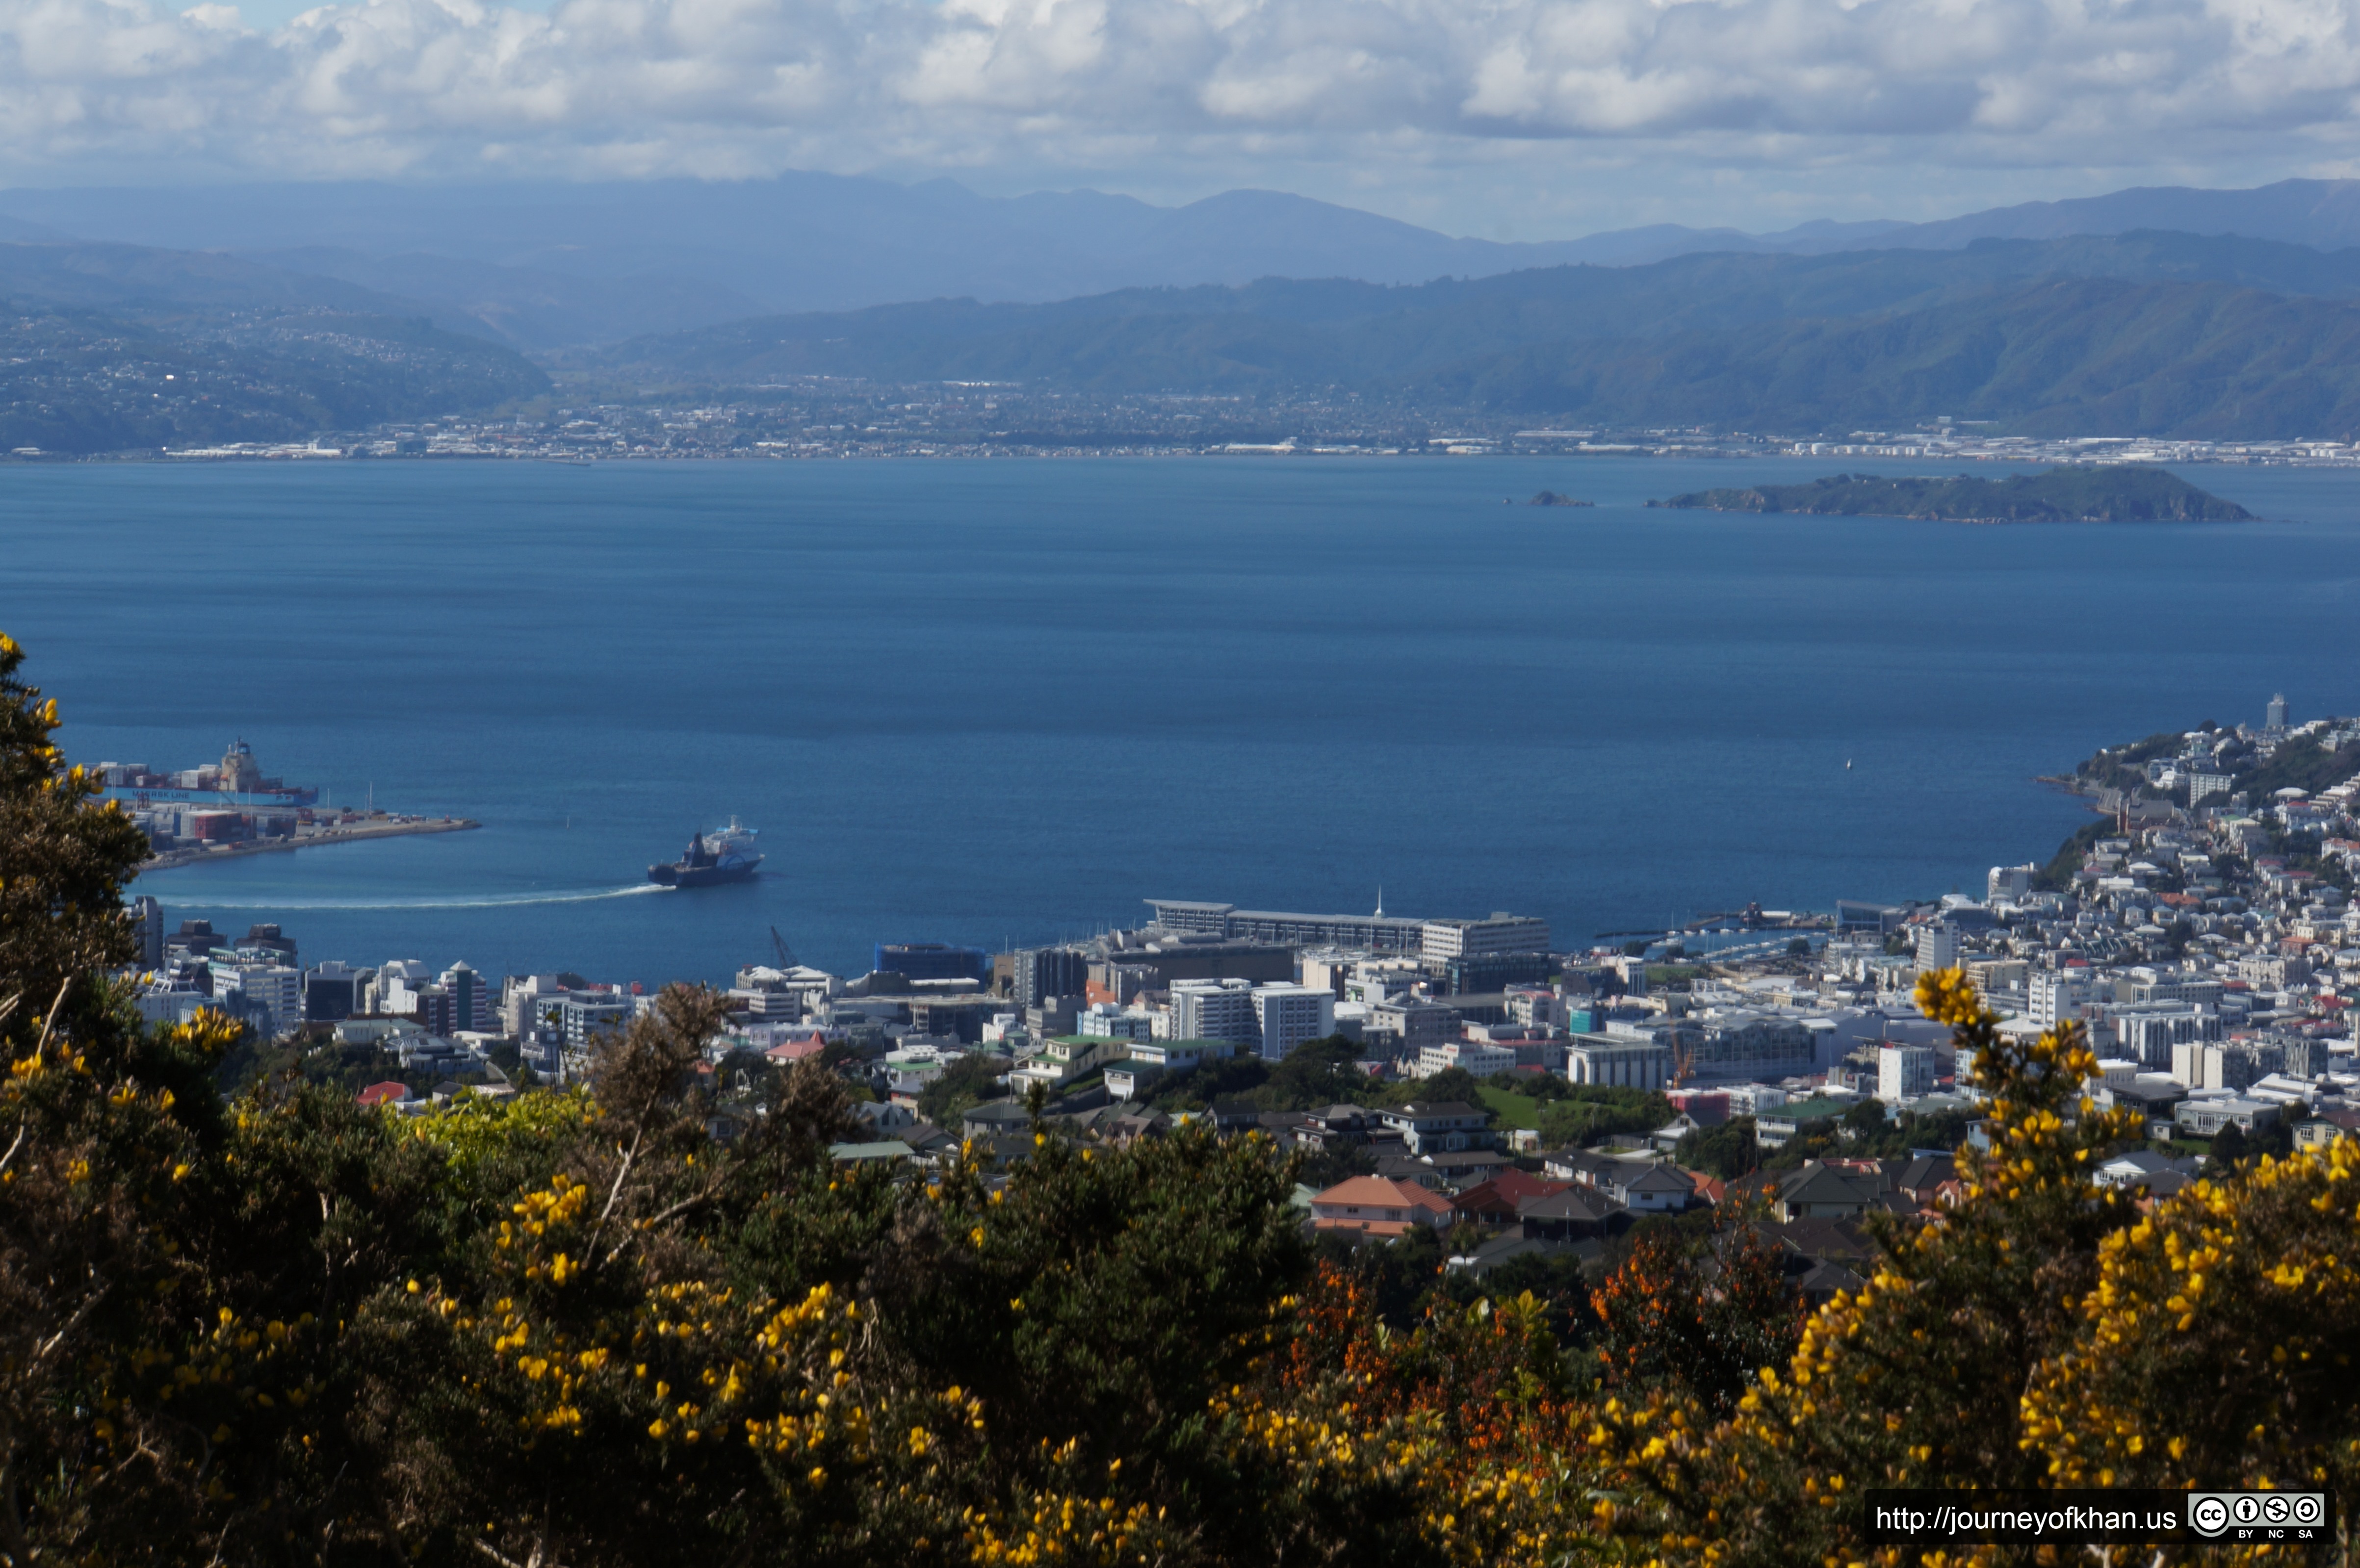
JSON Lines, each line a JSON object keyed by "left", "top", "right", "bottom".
{"left": 1877, "top": 1045, "right": 1935, "bottom": 1101}
{"left": 1250, "top": 983, "right": 1335, "bottom": 1061}
{"left": 1914, "top": 923, "right": 1959, "bottom": 975}
{"left": 304, "top": 961, "right": 362, "bottom": 1022}
{"left": 1171, "top": 977, "right": 1259, "bottom": 1048}
{"left": 438, "top": 961, "right": 485, "bottom": 1033}
{"left": 128, "top": 895, "right": 163, "bottom": 969}
{"left": 2031, "top": 971, "right": 2100, "bottom": 1028}
{"left": 218, "top": 964, "right": 302, "bottom": 1040}
{"left": 2267, "top": 693, "right": 2289, "bottom": 729}
{"left": 413, "top": 986, "right": 456, "bottom": 1037}
{"left": 1001, "top": 947, "right": 1089, "bottom": 1008}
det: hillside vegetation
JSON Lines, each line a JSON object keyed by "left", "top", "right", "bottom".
{"left": 0, "top": 307, "right": 549, "bottom": 452}
{"left": 580, "top": 242, "right": 2360, "bottom": 437}
{"left": 1660, "top": 464, "right": 2253, "bottom": 521}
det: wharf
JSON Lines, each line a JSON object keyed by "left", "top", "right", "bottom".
{"left": 138, "top": 814, "right": 479, "bottom": 873}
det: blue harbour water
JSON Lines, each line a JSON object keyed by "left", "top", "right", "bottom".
{"left": 4, "top": 455, "right": 2355, "bottom": 986}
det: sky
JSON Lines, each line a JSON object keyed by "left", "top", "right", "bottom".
{"left": 6, "top": 0, "right": 2360, "bottom": 237}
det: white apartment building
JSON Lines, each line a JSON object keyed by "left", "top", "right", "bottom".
{"left": 1877, "top": 1044, "right": 1935, "bottom": 1102}
{"left": 1170, "top": 977, "right": 1258, "bottom": 1049}
{"left": 1987, "top": 864, "right": 2036, "bottom": 903}
{"left": 2112, "top": 1002, "right": 2222, "bottom": 1069}
{"left": 1563, "top": 1035, "right": 1670, "bottom": 1089}
{"left": 2030, "top": 971, "right": 2100, "bottom": 1029}
{"left": 1915, "top": 923, "right": 1960, "bottom": 975}
{"left": 1420, "top": 913, "right": 1552, "bottom": 963}
{"left": 1414, "top": 1039, "right": 1513, "bottom": 1079}
{"left": 1250, "top": 982, "right": 1334, "bottom": 1062}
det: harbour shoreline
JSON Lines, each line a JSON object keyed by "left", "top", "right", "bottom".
{"left": 137, "top": 816, "right": 480, "bottom": 874}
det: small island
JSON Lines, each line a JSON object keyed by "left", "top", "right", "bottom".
{"left": 1651, "top": 464, "right": 2253, "bottom": 523}
{"left": 1528, "top": 490, "right": 1593, "bottom": 507}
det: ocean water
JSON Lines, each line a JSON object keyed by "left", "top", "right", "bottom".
{"left": 5, "top": 455, "right": 2355, "bottom": 987}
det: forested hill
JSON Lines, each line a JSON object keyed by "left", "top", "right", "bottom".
{"left": 0, "top": 308, "right": 549, "bottom": 453}
{"left": 1659, "top": 465, "right": 2254, "bottom": 522}
{"left": 580, "top": 235, "right": 2360, "bottom": 438}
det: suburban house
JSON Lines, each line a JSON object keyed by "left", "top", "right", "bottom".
{"left": 1771, "top": 1162, "right": 1880, "bottom": 1223}
{"left": 1517, "top": 1185, "right": 1628, "bottom": 1241}
{"left": 1604, "top": 1163, "right": 1694, "bottom": 1212}
{"left": 1309, "top": 1176, "right": 1454, "bottom": 1237}
{"left": 1450, "top": 1169, "right": 1570, "bottom": 1226}
{"left": 1378, "top": 1101, "right": 1494, "bottom": 1154}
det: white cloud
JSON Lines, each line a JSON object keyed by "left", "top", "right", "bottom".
{"left": 2, "top": 0, "right": 2360, "bottom": 186}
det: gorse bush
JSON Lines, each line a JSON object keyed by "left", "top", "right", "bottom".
{"left": 5, "top": 627, "right": 2360, "bottom": 1566}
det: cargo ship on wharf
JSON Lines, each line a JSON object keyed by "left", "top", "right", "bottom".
{"left": 94, "top": 740, "right": 477, "bottom": 870}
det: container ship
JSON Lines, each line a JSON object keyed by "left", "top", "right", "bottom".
{"left": 648, "top": 819, "right": 764, "bottom": 887}
{"left": 95, "top": 740, "right": 319, "bottom": 809}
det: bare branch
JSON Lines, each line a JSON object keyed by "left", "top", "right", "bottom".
{"left": 31, "top": 1273, "right": 109, "bottom": 1367}
{"left": 0, "top": 1125, "right": 23, "bottom": 1181}
{"left": 582, "top": 1127, "right": 646, "bottom": 1270}
{"left": 30, "top": 975, "right": 70, "bottom": 1054}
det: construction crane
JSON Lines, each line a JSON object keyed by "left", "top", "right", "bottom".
{"left": 770, "top": 925, "right": 798, "bottom": 970}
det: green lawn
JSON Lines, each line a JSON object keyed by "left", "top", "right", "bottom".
{"left": 1477, "top": 1085, "right": 1543, "bottom": 1131}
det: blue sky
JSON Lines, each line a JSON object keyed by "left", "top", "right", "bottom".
{"left": 2, "top": 0, "right": 2356, "bottom": 238}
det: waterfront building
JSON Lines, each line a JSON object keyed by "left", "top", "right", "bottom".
{"left": 1421, "top": 914, "right": 1552, "bottom": 963}
{"left": 1146, "top": 899, "right": 1427, "bottom": 955}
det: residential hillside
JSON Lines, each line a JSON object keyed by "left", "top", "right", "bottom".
{"left": 0, "top": 308, "right": 550, "bottom": 454}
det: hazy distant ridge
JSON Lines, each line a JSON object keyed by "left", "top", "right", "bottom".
{"left": 8, "top": 174, "right": 2360, "bottom": 339}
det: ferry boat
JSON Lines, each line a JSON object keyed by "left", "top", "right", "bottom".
{"left": 648, "top": 819, "right": 764, "bottom": 887}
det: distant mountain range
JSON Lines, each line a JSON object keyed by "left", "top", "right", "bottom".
{"left": 567, "top": 234, "right": 2360, "bottom": 437}
{"left": 7, "top": 174, "right": 2360, "bottom": 343}
{"left": 12, "top": 175, "right": 2360, "bottom": 442}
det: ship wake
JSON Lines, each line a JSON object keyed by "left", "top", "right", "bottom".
{"left": 168, "top": 884, "right": 674, "bottom": 912}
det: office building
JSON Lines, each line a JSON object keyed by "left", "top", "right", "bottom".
{"left": 1171, "top": 977, "right": 1259, "bottom": 1049}
{"left": 304, "top": 961, "right": 363, "bottom": 1022}
{"left": 877, "top": 943, "right": 990, "bottom": 984}
{"left": 999, "top": 947, "right": 1089, "bottom": 1008}
{"left": 1440, "top": 951, "right": 1552, "bottom": 995}
{"left": 1914, "top": 923, "right": 1959, "bottom": 975}
{"left": 1420, "top": 914, "right": 1552, "bottom": 963}
{"left": 1145, "top": 900, "right": 1427, "bottom": 955}
{"left": 1250, "top": 982, "right": 1335, "bottom": 1061}
{"left": 439, "top": 961, "right": 486, "bottom": 1034}
{"left": 129, "top": 895, "right": 162, "bottom": 969}
{"left": 1564, "top": 1034, "right": 1671, "bottom": 1089}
